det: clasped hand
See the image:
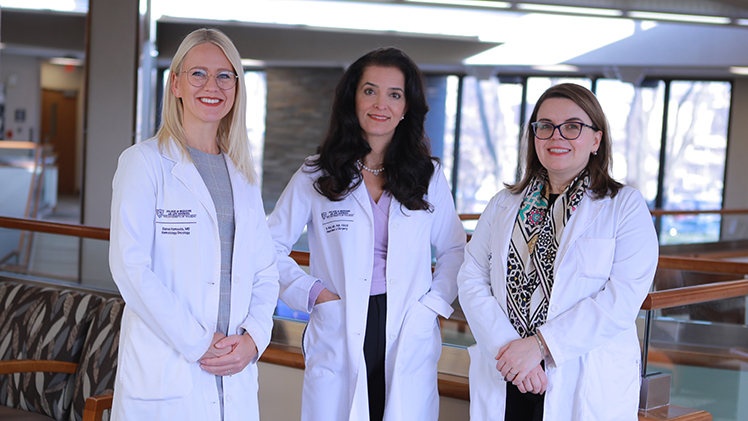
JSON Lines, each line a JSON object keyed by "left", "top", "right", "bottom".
{"left": 199, "top": 331, "right": 258, "bottom": 377}
{"left": 495, "top": 337, "right": 548, "bottom": 394}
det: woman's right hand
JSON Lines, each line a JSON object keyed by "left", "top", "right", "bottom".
{"left": 200, "top": 332, "right": 232, "bottom": 360}
{"left": 315, "top": 288, "right": 340, "bottom": 305}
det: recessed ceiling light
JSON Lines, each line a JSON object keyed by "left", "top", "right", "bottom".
{"left": 517, "top": 3, "right": 622, "bottom": 17}
{"left": 406, "top": 0, "right": 510, "bottom": 9}
{"left": 531, "top": 64, "right": 580, "bottom": 72}
{"left": 628, "top": 11, "right": 730, "bottom": 25}
{"left": 49, "top": 57, "right": 83, "bottom": 66}
{"left": 729, "top": 67, "right": 748, "bottom": 75}
{"left": 241, "top": 59, "right": 266, "bottom": 67}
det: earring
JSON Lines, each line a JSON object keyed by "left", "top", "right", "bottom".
{"left": 592, "top": 150, "right": 598, "bottom": 156}
{"left": 401, "top": 115, "right": 405, "bottom": 120}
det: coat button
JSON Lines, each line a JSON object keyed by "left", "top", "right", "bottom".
{"left": 391, "top": 223, "right": 399, "bottom": 230}
{"left": 389, "top": 334, "right": 396, "bottom": 341}
{"left": 390, "top": 278, "right": 397, "bottom": 286}
{"left": 226, "top": 394, "right": 233, "bottom": 403}
{"left": 551, "top": 305, "right": 559, "bottom": 312}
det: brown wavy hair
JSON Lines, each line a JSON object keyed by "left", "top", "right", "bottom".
{"left": 507, "top": 83, "right": 622, "bottom": 199}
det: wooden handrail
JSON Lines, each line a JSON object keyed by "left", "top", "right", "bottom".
{"left": 0, "top": 359, "right": 78, "bottom": 375}
{"left": 289, "top": 250, "right": 309, "bottom": 267}
{"left": 656, "top": 255, "right": 748, "bottom": 274}
{"left": 0, "top": 216, "right": 109, "bottom": 241}
{"left": 642, "top": 279, "right": 748, "bottom": 311}
{"left": 460, "top": 208, "right": 748, "bottom": 221}
{"left": 3, "top": 216, "right": 748, "bottom": 312}
{"left": 650, "top": 208, "right": 748, "bottom": 216}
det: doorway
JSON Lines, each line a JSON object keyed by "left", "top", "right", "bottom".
{"left": 41, "top": 89, "right": 78, "bottom": 195}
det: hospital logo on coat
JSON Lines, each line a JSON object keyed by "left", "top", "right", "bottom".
{"left": 321, "top": 209, "right": 354, "bottom": 234}
{"left": 156, "top": 209, "right": 197, "bottom": 219}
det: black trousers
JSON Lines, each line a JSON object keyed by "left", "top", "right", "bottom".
{"left": 364, "top": 293, "right": 387, "bottom": 421}
{"left": 505, "top": 375, "right": 545, "bottom": 421}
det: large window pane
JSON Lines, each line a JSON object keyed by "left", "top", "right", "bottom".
{"left": 661, "top": 81, "right": 730, "bottom": 244}
{"left": 439, "top": 76, "right": 460, "bottom": 188}
{"left": 455, "top": 76, "right": 522, "bottom": 213}
{"left": 596, "top": 79, "right": 664, "bottom": 205}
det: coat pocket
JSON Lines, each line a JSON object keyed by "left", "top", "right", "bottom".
{"left": 575, "top": 238, "right": 615, "bottom": 281}
{"left": 120, "top": 317, "right": 193, "bottom": 400}
{"left": 304, "top": 298, "right": 346, "bottom": 379}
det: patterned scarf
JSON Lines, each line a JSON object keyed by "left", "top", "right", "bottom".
{"left": 505, "top": 169, "right": 589, "bottom": 338}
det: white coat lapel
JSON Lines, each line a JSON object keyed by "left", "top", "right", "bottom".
{"left": 556, "top": 192, "right": 609, "bottom": 265}
{"left": 164, "top": 139, "right": 218, "bottom": 226}
{"left": 350, "top": 180, "right": 374, "bottom": 225}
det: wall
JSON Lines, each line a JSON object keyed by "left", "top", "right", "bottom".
{"left": 0, "top": 53, "right": 41, "bottom": 143}
{"left": 261, "top": 67, "right": 342, "bottom": 213}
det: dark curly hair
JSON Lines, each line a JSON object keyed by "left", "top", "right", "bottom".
{"left": 306, "top": 47, "right": 436, "bottom": 211}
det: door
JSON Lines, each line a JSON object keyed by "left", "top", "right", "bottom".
{"left": 41, "top": 89, "right": 78, "bottom": 195}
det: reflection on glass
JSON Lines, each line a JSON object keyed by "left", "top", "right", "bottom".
{"left": 245, "top": 71, "right": 267, "bottom": 186}
{"left": 596, "top": 79, "right": 664, "bottom": 204}
{"left": 662, "top": 81, "right": 730, "bottom": 244}
{"left": 455, "top": 76, "right": 522, "bottom": 214}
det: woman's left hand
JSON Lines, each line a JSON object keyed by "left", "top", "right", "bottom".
{"left": 495, "top": 337, "right": 543, "bottom": 384}
{"left": 200, "top": 333, "right": 258, "bottom": 377}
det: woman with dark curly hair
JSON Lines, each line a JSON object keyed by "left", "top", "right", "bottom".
{"left": 268, "top": 47, "right": 466, "bottom": 420}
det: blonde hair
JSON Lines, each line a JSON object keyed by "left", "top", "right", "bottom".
{"left": 157, "top": 28, "right": 256, "bottom": 184}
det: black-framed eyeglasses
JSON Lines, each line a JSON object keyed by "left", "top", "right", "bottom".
{"left": 531, "top": 121, "right": 599, "bottom": 140}
{"left": 181, "top": 67, "right": 238, "bottom": 90}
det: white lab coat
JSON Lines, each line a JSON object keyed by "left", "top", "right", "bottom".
{"left": 109, "top": 138, "right": 279, "bottom": 421}
{"left": 458, "top": 185, "right": 658, "bottom": 421}
{"left": 267, "top": 159, "right": 466, "bottom": 420}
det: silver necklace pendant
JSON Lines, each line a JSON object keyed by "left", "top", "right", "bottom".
{"left": 356, "top": 159, "right": 384, "bottom": 176}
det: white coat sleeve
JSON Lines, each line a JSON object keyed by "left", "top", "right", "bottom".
{"left": 421, "top": 167, "right": 467, "bottom": 318}
{"left": 266, "top": 166, "right": 320, "bottom": 313}
{"left": 457, "top": 191, "right": 521, "bottom": 362}
{"left": 239, "top": 186, "right": 280, "bottom": 362}
{"left": 538, "top": 188, "right": 658, "bottom": 368}
{"left": 109, "top": 146, "right": 213, "bottom": 363}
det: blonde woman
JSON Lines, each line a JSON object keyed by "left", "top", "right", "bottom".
{"left": 109, "top": 28, "right": 278, "bottom": 420}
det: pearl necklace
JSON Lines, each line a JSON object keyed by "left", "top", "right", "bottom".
{"left": 356, "top": 159, "right": 384, "bottom": 176}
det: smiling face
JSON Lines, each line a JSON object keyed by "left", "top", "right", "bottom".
{"left": 171, "top": 42, "right": 236, "bottom": 132}
{"left": 355, "top": 66, "right": 408, "bottom": 149}
{"left": 534, "top": 97, "right": 602, "bottom": 193}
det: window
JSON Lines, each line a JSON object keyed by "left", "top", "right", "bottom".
{"left": 660, "top": 81, "right": 730, "bottom": 244}
{"left": 452, "top": 76, "right": 523, "bottom": 214}
{"left": 435, "top": 76, "right": 731, "bottom": 244}
{"left": 596, "top": 79, "right": 664, "bottom": 204}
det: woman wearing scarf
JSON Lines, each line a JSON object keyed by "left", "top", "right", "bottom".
{"left": 457, "top": 83, "right": 658, "bottom": 421}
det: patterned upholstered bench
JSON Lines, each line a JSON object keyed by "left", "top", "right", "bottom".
{"left": 0, "top": 279, "right": 123, "bottom": 421}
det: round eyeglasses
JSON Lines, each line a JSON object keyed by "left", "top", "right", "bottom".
{"left": 181, "top": 67, "right": 238, "bottom": 90}
{"left": 531, "top": 121, "right": 599, "bottom": 140}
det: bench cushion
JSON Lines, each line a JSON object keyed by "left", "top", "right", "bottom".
{"left": 0, "top": 283, "right": 104, "bottom": 420}
{"left": 69, "top": 297, "right": 124, "bottom": 421}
